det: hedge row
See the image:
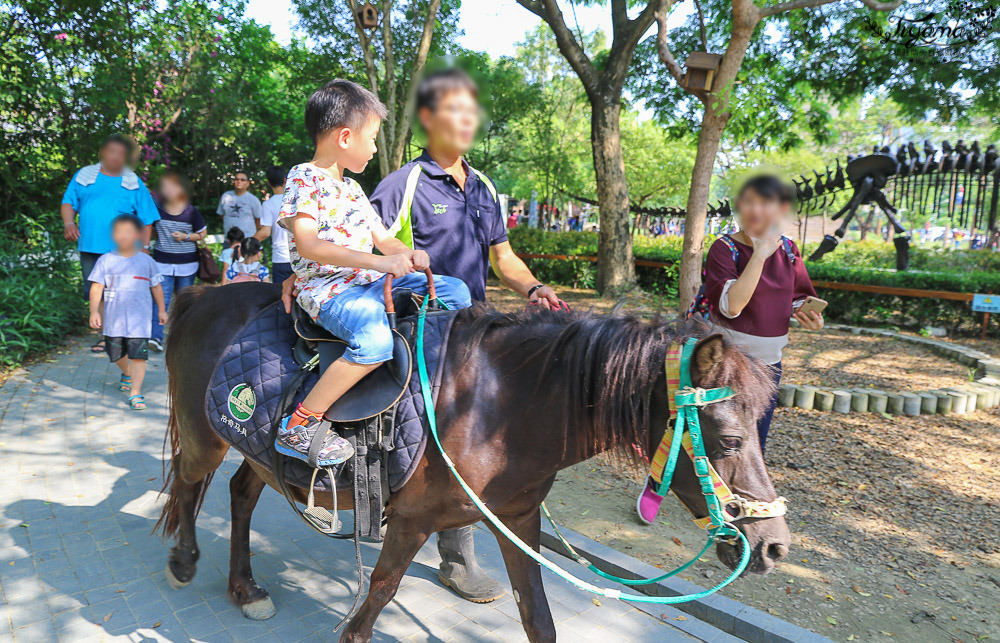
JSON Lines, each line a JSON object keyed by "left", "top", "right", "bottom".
{"left": 508, "top": 227, "right": 997, "bottom": 335}
{"left": 802, "top": 238, "right": 1000, "bottom": 273}
{"left": 0, "top": 250, "right": 85, "bottom": 368}
{"left": 508, "top": 227, "right": 687, "bottom": 297}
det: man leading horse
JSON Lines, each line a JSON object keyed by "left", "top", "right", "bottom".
{"left": 282, "top": 68, "right": 564, "bottom": 604}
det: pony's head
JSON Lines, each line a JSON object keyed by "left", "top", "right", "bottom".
{"left": 653, "top": 333, "right": 790, "bottom": 575}
{"left": 458, "top": 307, "right": 790, "bottom": 574}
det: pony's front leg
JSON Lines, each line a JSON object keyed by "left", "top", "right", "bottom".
{"left": 340, "top": 519, "right": 430, "bottom": 643}
{"left": 488, "top": 508, "right": 555, "bottom": 643}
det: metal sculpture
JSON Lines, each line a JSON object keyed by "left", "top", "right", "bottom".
{"left": 803, "top": 140, "right": 1000, "bottom": 270}
{"left": 613, "top": 139, "right": 1000, "bottom": 270}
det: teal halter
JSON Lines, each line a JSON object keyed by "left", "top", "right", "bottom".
{"left": 416, "top": 302, "right": 752, "bottom": 603}
{"left": 661, "top": 338, "right": 740, "bottom": 539}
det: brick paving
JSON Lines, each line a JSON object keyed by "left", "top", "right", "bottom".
{"left": 0, "top": 336, "right": 735, "bottom": 642}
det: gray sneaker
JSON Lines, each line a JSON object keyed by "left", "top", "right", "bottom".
{"left": 275, "top": 415, "right": 354, "bottom": 467}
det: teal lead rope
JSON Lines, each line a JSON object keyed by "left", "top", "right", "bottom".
{"left": 416, "top": 302, "right": 751, "bottom": 603}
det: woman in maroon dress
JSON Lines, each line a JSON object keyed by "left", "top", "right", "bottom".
{"left": 636, "top": 175, "right": 822, "bottom": 525}
{"left": 702, "top": 175, "right": 823, "bottom": 452}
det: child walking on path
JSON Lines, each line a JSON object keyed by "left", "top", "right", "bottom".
{"left": 275, "top": 79, "right": 471, "bottom": 465}
{"left": 88, "top": 214, "right": 167, "bottom": 410}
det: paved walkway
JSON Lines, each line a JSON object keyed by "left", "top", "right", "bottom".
{"left": 0, "top": 336, "right": 736, "bottom": 642}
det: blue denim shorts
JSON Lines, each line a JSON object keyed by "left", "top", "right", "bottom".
{"left": 316, "top": 272, "right": 471, "bottom": 364}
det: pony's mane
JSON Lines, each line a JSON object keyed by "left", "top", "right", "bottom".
{"left": 456, "top": 304, "right": 775, "bottom": 461}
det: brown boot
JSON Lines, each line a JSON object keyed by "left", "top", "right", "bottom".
{"left": 437, "top": 526, "right": 504, "bottom": 603}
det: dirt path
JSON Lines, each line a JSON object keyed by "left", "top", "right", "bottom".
{"left": 487, "top": 284, "right": 1000, "bottom": 643}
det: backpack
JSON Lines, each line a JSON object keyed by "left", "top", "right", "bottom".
{"left": 686, "top": 234, "right": 796, "bottom": 321}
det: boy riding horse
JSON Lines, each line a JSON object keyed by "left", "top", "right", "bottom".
{"left": 283, "top": 68, "right": 566, "bottom": 604}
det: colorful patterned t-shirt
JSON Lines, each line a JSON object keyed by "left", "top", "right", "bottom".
{"left": 278, "top": 163, "right": 384, "bottom": 319}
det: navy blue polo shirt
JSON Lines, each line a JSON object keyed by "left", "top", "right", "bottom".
{"left": 370, "top": 151, "right": 507, "bottom": 302}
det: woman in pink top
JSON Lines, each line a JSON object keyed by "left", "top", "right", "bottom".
{"left": 635, "top": 175, "right": 822, "bottom": 525}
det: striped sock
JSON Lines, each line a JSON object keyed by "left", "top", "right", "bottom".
{"left": 285, "top": 402, "right": 323, "bottom": 429}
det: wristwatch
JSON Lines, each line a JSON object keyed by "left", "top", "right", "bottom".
{"left": 527, "top": 283, "right": 546, "bottom": 298}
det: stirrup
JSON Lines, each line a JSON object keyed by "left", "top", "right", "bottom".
{"left": 303, "top": 467, "right": 341, "bottom": 534}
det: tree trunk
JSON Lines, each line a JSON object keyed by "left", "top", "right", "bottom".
{"left": 678, "top": 106, "right": 727, "bottom": 311}
{"left": 592, "top": 99, "right": 635, "bottom": 293}
{"left": 676, "top": 13, "right": 758, "bottom": 312}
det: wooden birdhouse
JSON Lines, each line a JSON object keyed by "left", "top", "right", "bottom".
{"left": 357, "top": 3, "right": 378, "bottom": 29}
{"left": 682, "top": 52, "right": 722, "bottom": 92}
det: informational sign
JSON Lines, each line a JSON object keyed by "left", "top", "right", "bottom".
{"left": 972, "top": 294, "right": 1000, "bottom": 313}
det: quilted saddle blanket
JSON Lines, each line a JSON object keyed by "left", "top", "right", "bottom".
{"left": 205, "top": 301, "right": 457, "bottom": 493}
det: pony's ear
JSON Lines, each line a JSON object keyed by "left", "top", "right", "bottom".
{"left": 692, "top": 334, "right": 725, "bottom": 381}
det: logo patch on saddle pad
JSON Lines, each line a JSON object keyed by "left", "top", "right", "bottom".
{"left": 227, "top": 383, "right": 256, "bottom": 422}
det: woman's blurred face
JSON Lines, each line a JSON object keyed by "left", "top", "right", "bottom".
{"left": 159, "top": 177, "right": 187, "bottom": 203}
{"left": 736, "top": 190, "right": 790, "bottom": 238}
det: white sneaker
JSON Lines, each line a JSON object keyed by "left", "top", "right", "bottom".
{"left": 149, "top": 338, "right": 164, "bottom": 352}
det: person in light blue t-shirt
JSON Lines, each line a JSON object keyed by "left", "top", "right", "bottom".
{"left": 61, "top": 134, "right": 159, "bottom": 353}
{"left": 61, "top": 135, "right": 159, "bottom": 288}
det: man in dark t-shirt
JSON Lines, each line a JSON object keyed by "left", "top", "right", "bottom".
{"left": 369, "top": 70, "right": 562, "bottom": 309}
{"left": 367, "top": 70, "right": 563, "bottom": 603}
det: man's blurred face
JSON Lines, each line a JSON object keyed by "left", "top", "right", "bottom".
{"left": 419, "top": 89, "right": 480, "bottom": 156}
{"left": 233, "top": 173, "right": 249, "bottom": 193}
{"left": 100, "top": 142, "right": 128, "bottom": 174}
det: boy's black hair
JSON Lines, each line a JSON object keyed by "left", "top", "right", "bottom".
{"left": 265, "top": 165, "right": 286, "bottom": 188}
{"left": 112, "top": 213, "right": 143, "bottom": 232}
{"left": 101, "top": 133, "right": 134, "bottom": 155}
{"left": 240, "top": 237, "right": 261, "bottom": 258}
{"left": 305, "top": 79, "right": 387, "bottom": 144}
{"left": 737, "top": 174, "right": 795, "bottom": 204}
{"left": 416, "top": 68, "right": 478, "bottom": 112}
{"left": 225, "top": 226, "right": 245, "bottom": 246}
{"left": 233, "top": 169, "right": 249, "bottom": 180}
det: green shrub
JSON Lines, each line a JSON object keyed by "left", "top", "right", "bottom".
{"left": 0, "top": 217, "right": 86, "bottom": 368}
{"left": 509, "top": 227, "right": 997, "bottom": 335}
{"left": 803, "top": 238, "right": 1000, "bottom": 273}
{"left": 509, "top": 227, "right": 696, "bottom": 298}
{"left": 807, "top": 264, "right": 998, "bottom": 334}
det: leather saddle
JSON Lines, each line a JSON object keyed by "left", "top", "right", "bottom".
{"left": 291, "top": 289, "right": 417, "bottom": 423}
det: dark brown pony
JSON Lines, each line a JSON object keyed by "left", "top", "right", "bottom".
{"left": 157, "top": 282, "right": 790, "bottom": 642}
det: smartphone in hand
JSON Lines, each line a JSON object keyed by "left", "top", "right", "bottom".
{"left": 797, "top": 296, "right": 828, "bottom": 315}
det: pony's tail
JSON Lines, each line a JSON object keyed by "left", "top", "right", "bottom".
{"left": 154, "top": 287, "right": 215, "bottom": 538}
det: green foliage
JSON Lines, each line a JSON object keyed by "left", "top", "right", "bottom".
{"left": 807, "top": 263, "right": 999, "bottom": 335}
{"left": 804, "top": 239, "right": 1000, "bottom": 273}
{"left": 509, "top": 227, "right": 693, "bottom": 299}
{"left": 1, "top": 0, "right": 330, "bottom": 237}
{"left": 511, "top": 228, "right": 998, "bottom": 334}
{"left": 0, "top": 221, "right": 84, "bottom": 368}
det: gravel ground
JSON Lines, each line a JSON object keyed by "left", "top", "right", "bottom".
{"left": 783, "top": 329, "right": 974, "bottom": 390}
{"left": 486, "top": 284, "right": 1000, "bottom": 643}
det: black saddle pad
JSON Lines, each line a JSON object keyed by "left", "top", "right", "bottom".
{"left": 205, "top": 301, "right": 457, "bottom": 492}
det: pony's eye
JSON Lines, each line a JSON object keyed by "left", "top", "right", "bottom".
{"left": 720, "top": 437, "right": 742, "bottom": 451}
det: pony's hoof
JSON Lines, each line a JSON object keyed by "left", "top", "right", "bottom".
{"left": 165, "top": 564, "right": 191, "bottom": 589}
{"left": 241, "top": 596, "right": 276, "bottom": 620}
